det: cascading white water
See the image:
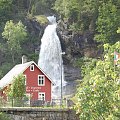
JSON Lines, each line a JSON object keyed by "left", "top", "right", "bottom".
{"left": 38, "top": 16, "right": 66, "bottom": 98}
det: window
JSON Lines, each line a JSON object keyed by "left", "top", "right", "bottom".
{"left": 38, "top": 92, "right": 45, "bottom": 101}
{"left": 38, "top": 75, "right": 45, "bottom": 86}
{"left": 30, "top": 65, "right": 34, "bottom": 71}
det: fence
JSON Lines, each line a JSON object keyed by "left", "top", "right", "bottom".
{"left": 0, "top": 97, "right": 74, "bottom": 108}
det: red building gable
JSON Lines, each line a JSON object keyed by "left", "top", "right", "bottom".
{"left": 0, "top": 61, "right": 54, "bottom": 102}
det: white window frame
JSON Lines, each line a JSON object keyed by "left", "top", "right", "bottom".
{"left": 38, "top": 75, "right": 45, "bottom": 86}
{"left": 38, "top": 92, "right": 45, "bottom": 101}
{"left": 30, "top": 65, "right": 34, "bottom": 71}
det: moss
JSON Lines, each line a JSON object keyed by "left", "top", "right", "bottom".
{"left": 35, "top": 15, "right": 48, "bottom": 25}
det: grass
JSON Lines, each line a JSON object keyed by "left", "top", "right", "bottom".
{"left": 35, "top": 15, "right": 48, "bottom": 25}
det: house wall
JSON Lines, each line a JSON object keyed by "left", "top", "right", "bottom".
{"left": 0, "top": 86, "right": 10, "bottom": 100}
{"left": 24, "top": 63, "right": 51, "bottom": 101}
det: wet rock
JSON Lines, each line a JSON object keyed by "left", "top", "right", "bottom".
{"left": 64, "top": 65, "right": 81, "bottom": 81}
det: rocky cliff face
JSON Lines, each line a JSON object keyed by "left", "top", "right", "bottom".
{"left": 56, "top": 19, "right": 101, "bottom": 83}
{"left": 57, "top": 19, "right": 99, "bottom": 61}
{"left": 24, "top": 17, "right": 100, "bottom": 83}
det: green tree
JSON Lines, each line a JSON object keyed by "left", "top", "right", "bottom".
{"left": 54, "top": 0, "right": 120, "bottom": 40}
{"left": 74, "top": 41, "right": 120, "bottom": 119}
{"left": 2, "top": 20, "right": 27, "bottom": 64}
{"left": 8, "top": 74, "right": 25, "bottom": 106}
{"left": 0, "top": 0, "right": 13, "bottom": 24}
{"left": 74, "top": 57, "right": 97, "bottom": 78}
{"left": 54, "top": 0, "right": 83, "bottom": 32}
{"left": 54, "top": 0, "right": 100, "bottom": 32}
{"left": 27, "top": 0, "right": 55, "bottom": 16}
{"left": 95, "top": 1, "right": 120, "bottom": 44}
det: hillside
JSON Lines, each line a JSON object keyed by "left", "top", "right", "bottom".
{"left": 0, "top": 0, "right": 120, "bottom": 81}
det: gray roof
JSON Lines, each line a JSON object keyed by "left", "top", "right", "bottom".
{"left": 0, "top": 61, "right": 54, "bottom": 89}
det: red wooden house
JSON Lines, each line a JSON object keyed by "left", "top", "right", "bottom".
{"left": 0, "top": 61, "right": 54, "bottom": 103}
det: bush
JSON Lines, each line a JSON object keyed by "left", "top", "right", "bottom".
{"left": 74, "top": 42, "right": 120, "bottom": 119}
{"left": 0, "top": 112, "right": 11, "bottom": 120}
{"left": 35, "top": 15, "right": 48, "bottom": 25}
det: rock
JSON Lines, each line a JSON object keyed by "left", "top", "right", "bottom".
{"left": 64, "top": 65, "right": 81, "bottom": 81}
{"left": 63, "top": 65, "right": 81, "bottom": 96}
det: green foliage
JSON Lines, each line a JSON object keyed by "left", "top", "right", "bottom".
{"left": 54, "top": 0, "right": 82, "bottom": 31}
{"left": 54, "top": 0, "right": 80, "bottom": 18}
{"left": 0, "top": 0, "right": 13, "bottom": 24}
{"left": 117, "top": 27, "right": 120, "bottom": 33}
{"left": 0, "top": 112, "right": 11, "bottom": 120}
{"left": 2, "top": 20, "right": 27, "bottom": 42}
{"left": 95, "top": 1, "right": 120, "bottom": 43}
{"left": 0, "top": 96, "right": 6, "bottom": 107}
{"left": 74, "top": 57, "right": 97, "bottom": 78}
{"left": 7, "top": 74, "right": 26, "bottom": 106}
{"left": 0, "top": 70, "right": 3, "bottom": 79}
{"left": 27, "top": 53, "right": 39, "bottom": 63}
{"left": 0, "top": 63, "right": 13, "bottom": 79}
{"left": 54, "top": 0, "right": 100, "bottom": 32}
{"left": 2, "top": 20, "right": 27, "bottom": 63}
{"left": 8, "top": 74, "right": 25, "bottom": 100}
{"left": 54, "top": 0, "right": 120, "bottom": 40}
{"left": 28, "top": 0, "right": 55, "bottom": 15}
{"left": 74, "top": 42, "right": 120, "bottom": 119}
{"left": 6, "top": 74, "right": 26, "bottom": 107}
{"left": 35, "top": 15, "right": 48, "bottom": 25}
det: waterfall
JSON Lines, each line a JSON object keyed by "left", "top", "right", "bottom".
{"left": 38, "top": 16, "right": 66, "bottom": 98}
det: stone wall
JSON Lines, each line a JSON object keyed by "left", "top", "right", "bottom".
{"left": 0, "top": 108, "right": 79, "bottom": 120}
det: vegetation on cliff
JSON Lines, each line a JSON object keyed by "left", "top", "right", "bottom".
{"left": 0, "top": 0, "right": 120, "bottom": 78}
{"left": 0, "top": 0, "right": 120, "bottom": 119}
{"left": 2, "top": 20, "right": 27, "bottom": 64}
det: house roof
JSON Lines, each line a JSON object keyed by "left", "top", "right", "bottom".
{"left": 0, "top": 61, "right": 54, "bottom": 89}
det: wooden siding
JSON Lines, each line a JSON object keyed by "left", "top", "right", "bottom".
{"left": 24, "top": 63, "right": 51, "bottom": 101}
